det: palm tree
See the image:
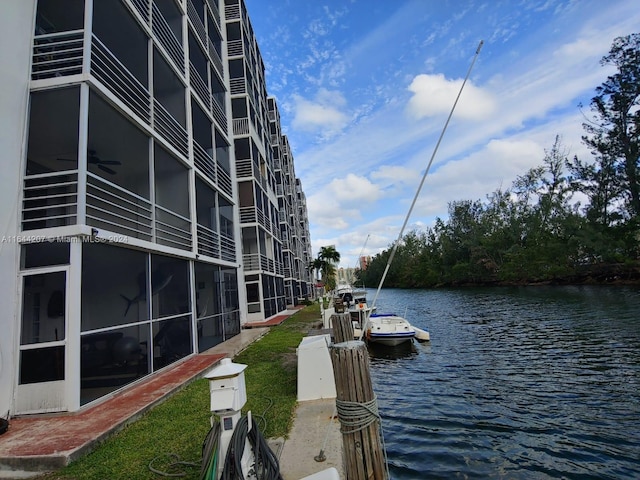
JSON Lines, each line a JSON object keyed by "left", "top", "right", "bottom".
{"left": 316, "top": 245, "right": 341, "bottom": 293}
{"left": 319, "top": 245, "right": 341, "bottom": 265}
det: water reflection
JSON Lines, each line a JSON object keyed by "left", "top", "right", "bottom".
{"left": 366, "top": 286, "right": 640, "bottom": 479}
{"left": 367, "top": 341, "right": 418, "bottom": 361}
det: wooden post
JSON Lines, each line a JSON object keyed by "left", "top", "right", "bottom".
{"left": 330, "top": 341, "right": 386, "bottom": 480}
{"left": 332, "top": 312, "right": 354, "bottom": 344}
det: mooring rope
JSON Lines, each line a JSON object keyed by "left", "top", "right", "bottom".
{"left": 335, "top": 396, "right": 380, "bottom": 433}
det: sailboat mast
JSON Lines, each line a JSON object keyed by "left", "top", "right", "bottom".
{"left": 361, "top": 40, "right": 484, "bottom": 339}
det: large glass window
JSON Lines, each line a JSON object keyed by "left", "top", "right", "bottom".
{"left": 36, "top": 0, "right": 84, "bottom": 34}
{"left": 27, "top": 87, "right": 80, "bottom": 176}
{"left": 150, "top": 254, "right": 190, "bottom": 319}
{"left": 154, "top": 144, "right": 190, "bottom": 218}
{"left": 152, "top": 315, "right": 192, "bottom": 369}
{"left": 21, "top": 272, "right": 66, "bottom": 345}
{"left": 19, "top": 270, "right": 67, "bottom": 385}
{"left": 82, "top": 243, "right": 149, "bottom": 328}
{"left": 80, "top": 323, "right": 150, "bottom": 405}
{"left": 195, "top": 262, "right": 222, "bottom": 352}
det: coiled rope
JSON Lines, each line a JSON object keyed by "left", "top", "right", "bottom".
{"left": 335, "top": 396, "right": 380, "bottom": 433}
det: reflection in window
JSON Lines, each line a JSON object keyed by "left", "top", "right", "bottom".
{"left": 20, "top": 346, "right": 65, "bottom": 384}
{"left": 26, "top": 87, "right": 80, "bottom": 176}
{"left": 22, "top": 242, "right": 70, "bottom": 269}
{"left": 151, "top": 255, "right": 190, "bottom": 319}
{"left": 195, "top": 262, "right": 221, "bottom": 352}
{"left": 153, "top": 315, "right": 192, "bottom": 369}
{"left": 80, "top": 323, "right": 150, "bottom": 405}
{"left": 82, "top": 243, "right": 149, "bottom": 328}
{"left": 21, "top": 271, "right": 66, "bottom": 345}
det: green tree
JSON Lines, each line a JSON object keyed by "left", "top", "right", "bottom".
{"left": 313, "top": 245, "right": 341, "bottom": 292}
{"left": 578, "top": 33, "right": 640, "bottom": 220}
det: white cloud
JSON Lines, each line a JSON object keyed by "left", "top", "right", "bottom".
{"left": 328, "top": 173, "right": 381, "bottom": 203}
{"left": 406, "top": 73, "right": 497, "bottom": 121}
{"left": 291, "top": 88, "right": 348, "bottom": 133}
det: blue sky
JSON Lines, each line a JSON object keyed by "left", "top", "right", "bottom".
{"left": 244, "top": 0, "right": 640, "bottom": 269}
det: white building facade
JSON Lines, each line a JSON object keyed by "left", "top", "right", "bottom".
{"left": 0, "top": 0, "right": 312, "bottom": 418}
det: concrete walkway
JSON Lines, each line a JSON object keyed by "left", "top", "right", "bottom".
{"left": 278, "top": 398, "right": 343, "bottom": 480}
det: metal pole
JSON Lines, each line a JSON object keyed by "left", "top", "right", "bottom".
{"left": 360, "top": 40, "right": 484, "bottom": 340}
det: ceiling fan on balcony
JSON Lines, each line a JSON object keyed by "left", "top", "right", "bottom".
{"left": 57, "top": 149, "right": 121, "bottom": 175}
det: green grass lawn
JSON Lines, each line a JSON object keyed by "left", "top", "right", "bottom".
{"left": 37, "top": 303, "right": 322, "bottom": 480}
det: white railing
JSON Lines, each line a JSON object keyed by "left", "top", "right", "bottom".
{"left": 130, "top": 0, "right": 150, "bottom": 23}
{"left": 86, "top": 172, "right": 153, "bottom": 240}
{"left": 226, "top": 39, "right": 242, "bottom": 57}
{"left": 152, "top": 2, "right": 185, "bottom": 73}
{"left": 187, "top": 0, "right": 208, "bottom": 53}
{"left": 229, "top": 77, "right": 245, "bottom": 95}
{"left": 197, "top": 223, "right": 219, "bottom": 258}
{"left": 217, "top": 166, "right": 233, "bottom": 197}
{"left": 155, "top": 204, "right": 192, "bottom": 250}
{"left": 193, "top": 141, "right": 216, "bottom": 183}
{"left": 224, "top": 4, "right": 240, "bottom": 20}
{"left": 239, "top": 207, "right": 256, "bottom": 224}
{"left": 243, "top": 253, "right": 260, "bottom": 271}
{"left": 32, "top": 30, "right": 84, "bottom": 80}
{"left": 91, "top": 34, "right": 151, "bottom": 122}
{"left": 233, "top": 118, "right": 249, "bottom": 136}
{"left": 211, "top": 95, "right": 227, "bottom": 131}
{"left": 22, "top": 172, "right": 78, "bottom": 230}
{"left": 189, "top": 61, "right": 212, "bottom": 111}
{"left": 205, "top": 0, "right": 220, "bottom": 30}
{"left": 235, "top": 159, "right": 252, "bottom": 178}
{"left": 208, "top": 38, "right": 224, "bottom": 78}
{"left": 220, "top": 232, "right": 235, "bottom": 262}
{"left": 153, "top": 99, "right": 188, "bottom": 157}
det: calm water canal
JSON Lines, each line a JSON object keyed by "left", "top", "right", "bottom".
{"left": 366, "top": 286, "right": 640, "bottom": 479}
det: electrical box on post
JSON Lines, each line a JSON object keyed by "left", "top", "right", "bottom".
{"left": 204, "top": 358, "right": 248, "bottom": 413}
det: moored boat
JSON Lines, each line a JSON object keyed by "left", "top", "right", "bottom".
{"left": 366, "top": 313, "right": 416, "bottom": 346}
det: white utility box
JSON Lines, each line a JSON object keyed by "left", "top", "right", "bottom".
{"left": 297, "top": 334, "right": 336, "bottom": 401}
{"left": 205, "top": 358, "right": 248, "bottom": 412}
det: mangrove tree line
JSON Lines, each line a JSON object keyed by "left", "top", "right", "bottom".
{"left": 358, "top": 33, "right": 640, "bottom": 288}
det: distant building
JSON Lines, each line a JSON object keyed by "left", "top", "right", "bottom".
{"left": 0, "top": 0, "right": 312, "bottom": 416}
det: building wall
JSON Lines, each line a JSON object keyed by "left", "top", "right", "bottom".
{"left": 0, "top": 0, "right": 36, "bottom": 418}
{"left": 1, "top": 0, "right": 313, "bottom": 416}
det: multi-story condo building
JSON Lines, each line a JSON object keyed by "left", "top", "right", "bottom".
{"left": 224, "top": 1, "right": 312, "bottom": 321}
{"left": 270, "top": 99, "right": 314, "bottom": 306}
{"left": 0, "top": 0, "right": 312, "bottom": 417}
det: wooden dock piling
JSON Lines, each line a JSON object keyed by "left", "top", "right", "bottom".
{"left": 332, "top": 313, "right": 354, "bottom": 344}
{"left": 330, "top": 340, "right": 386, "bottom": 480}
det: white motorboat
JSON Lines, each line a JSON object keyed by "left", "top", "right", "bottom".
{"left": 335, "top": 283, "right": 376, "bottom": 324}
{"left": 365, "top": 313, "right": 416, "bottom": 346}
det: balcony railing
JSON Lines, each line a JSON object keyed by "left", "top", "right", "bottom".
{"left": 220, "top": 232, "right": 236, "bottom": 262}
{"left": 86, "top": 172, "right": 153, "bottom": 240}
{"left": 32, "top": 30, "right": 84, "bottom": 80}
{"left": 190, "top": 61, "right": 212, "bottom": 111}
{"left": 212, "top": 95, "right": 227, "bottom": 132}
{"left": 193, "top": 141, "right": 216, "bottom": 184}
{"left": 91, "top": 34, "right": 152, "bottom": 122}
{"left": 224, "top": 4, "right": 240, "bottom": 21}
{"left": 233, "top": 118, "right": 249, "bottom": 136}
{"left": 22, "top": 172, "right": 78, "bottom": 230}
{"left": 217, "top": 167, "right": 233, "bottom": 198}
{"left": 153, "top": 99, "right": 189, "bottom": 158}
{"left": 206, "top": 0, "right": 221, "bottom": 30}
{"left": 130, "top": 0, "right": 150, "bottom": 23}
{"left": 229, "top": 78, "right": 245, "bottom": 95}
{"left": 197, "top": 223, "right": 219, "bottom": 258}
{"left": 152, "top": 2, "right": 185, "bottom": 73}
{"left": 155, "top": 205, "right": 192, "bottom": 250}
